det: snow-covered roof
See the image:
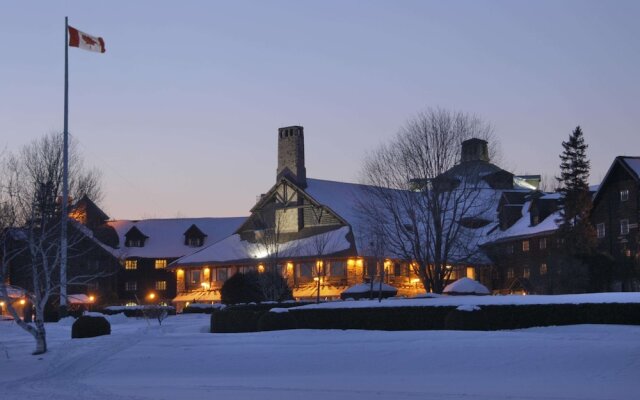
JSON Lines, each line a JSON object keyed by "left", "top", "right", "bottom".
{"left": 482, "top": 201, "right": 560, "bottom": 245}
{"left": 443, "top": 277, "right": 490, "bottom": 295}
{"left": 342, "top": 282, "right": 398, "bottom": 294}
{"left": 108, "top": 217, "right": 246, "bottom": 259}
{"left": 173, "top": 226, "right": 352, "bottom": 266}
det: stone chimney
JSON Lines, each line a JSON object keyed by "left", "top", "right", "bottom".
{"left": 461, "top": 138, "right": 489, "bottom": 163}
{"left": 277, "top": 126, "right": 307, "bottom": 188}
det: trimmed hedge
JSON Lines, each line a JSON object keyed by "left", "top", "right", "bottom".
{"left": 257, "top": 311, "right": 298, "bottom": 331}
{"left": 210, "top": 303, "right": 312, "bottom": 333}
{"left": 72, "top": 315, "right": 111, "bottom": 338}
{"left": 210, "top": 303, "right": 640, "bottom": 333}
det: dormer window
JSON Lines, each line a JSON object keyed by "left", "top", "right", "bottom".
{"left": 184, "top": 224, "right": 207, "bottom": 247}
{"left": 124, "top": 226, "right": 148, "bottom": 248}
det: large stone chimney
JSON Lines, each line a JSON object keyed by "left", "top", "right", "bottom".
{"left": 277, "top": 126, "right": 307, "bottom": 188}
{"left": 461, "top": 138, "right": 489, "bottom": 163}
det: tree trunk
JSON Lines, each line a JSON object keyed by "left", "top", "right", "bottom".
{"left": 33, "top": 319, "right": 47, "bottom": 355}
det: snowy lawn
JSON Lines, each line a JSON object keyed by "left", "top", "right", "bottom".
{"left": 1, "top": 314, "right": 639, "bottom": 400}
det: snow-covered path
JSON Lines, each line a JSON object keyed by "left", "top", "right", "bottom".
{"left": 1, "top": 314, "right": 639, "bottom": 400}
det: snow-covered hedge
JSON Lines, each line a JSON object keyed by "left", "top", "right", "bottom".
{"left": 211, "top": 302, "right": 640, "bottom": 333}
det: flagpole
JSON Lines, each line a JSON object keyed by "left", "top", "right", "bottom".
{"left": 60, "top": 16, "right": 69, "bottom": 318}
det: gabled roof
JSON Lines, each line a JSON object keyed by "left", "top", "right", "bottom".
{"left": 184, "top": 224, "right": 207, "bottom": 238}
{"left": 108, "top": 217, "right": 247, "bottom": 259}
{"left": 172, "top": 225, "right": 353, "bottom": 266}
{"left": 124, "top": 226, "right": 148, "bottom": 240}
{"left": 593, "top": 156, "right": 640, "bottom": 205}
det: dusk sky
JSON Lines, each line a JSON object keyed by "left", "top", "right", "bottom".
{"left": 1, "top": 1, "right": 639, "bottom": 220}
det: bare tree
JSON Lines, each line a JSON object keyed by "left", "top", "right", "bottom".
{"left": 0, "top": 133, "right": 107, "bottom": 355}
{"left": 250, "top": 211, "right": 294, "bottom": 302}
{"left": 358, "top": 108, "right": 500, "bottom": 293}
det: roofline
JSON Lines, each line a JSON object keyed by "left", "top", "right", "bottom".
{"left": 593, "top": 156, "right": 640, "bottom": 205}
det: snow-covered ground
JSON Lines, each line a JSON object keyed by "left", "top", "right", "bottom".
{"left": 1, "top": 314, "right": 639, "bottom": 400}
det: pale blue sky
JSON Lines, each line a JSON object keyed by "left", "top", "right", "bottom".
{"left": 1, "top": 1, "right": 639, "bottom": 219}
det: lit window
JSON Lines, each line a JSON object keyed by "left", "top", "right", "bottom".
{"left": 620, "top": 219, "right": 629, "bottom": 235}
{"left": 523, "top": 268, "right": 530, "bottom": 279}
{"left": 155, "top": 281, "right": 167, "bottom": 291}
{"left": 620, "top": 189, "right": 629, "bottom": 202}
{"left": 155, "top": 259, "right": 167, "bottom": 269}
{"left": 125, "top": 281, "right": 137, "bottom": 291}
{"left": 539, "top": 238, "right": 547, "bottom": 250}
{"left": 540, "top": 263, "right": 548, "bottom": 275}
{"left": 125, "top": 260, "right": 137, "bottom": 270}
{"left": 522, "top": 240, "right": 530, "bottom": 252}
{"left": 507, "top": 268, "right": 514, "bottom": 279}
{"left": 596, "top": 223, "right": 605, "bottom": 239}
{"left": 625, "top": 249, "right": 632, "bottom": 257}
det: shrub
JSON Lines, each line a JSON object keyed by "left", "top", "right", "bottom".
{"left": 221, "top": 273, "right": 264, "bottom": 305}
{"left": 71, "top": 315, "right": 111, "bottom": 338}
{"left": 257, "top": 310, "right": 298, "bottom": 331}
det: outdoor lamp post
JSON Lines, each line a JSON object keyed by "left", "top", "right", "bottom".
{"left": 315, "top": 261, "right": 324, "bottom": 304}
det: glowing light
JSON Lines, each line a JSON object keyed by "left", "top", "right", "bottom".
{"left": 185, "top": 302, "right": 190, "bottom": 307}
{"left": 347, "top": 259, "right": 355, "bottom": 267}
{"left": 88, "top": 295, "right": 95, "bottom": 303}
{"left": 286, "top": 262, "right": 294, "bottom": 274}
{"left": 19, "top": 299, "right": 26, "bottom": 305}
{"left": 0, "top": 301, "right": 4, "bottom": 307}
{"left": 148, "top": 292, "right": 156, "bottom": 300}
{"left": 177, "top": 269, "right": 184, "bottom": 276}
{"left": 355, "top": 259, "right": 364, "bottom": 268}
{"left": 410, "top": 278, "right": 421, "bottom": 284}
{"left": 201, "top": 282, "right": 210, "bottom": 290}
{"left": 258, "top": 264, "right": 265, "bottom": 273}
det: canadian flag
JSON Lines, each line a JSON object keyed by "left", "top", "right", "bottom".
{"left": 68, "top": 26, "right": 105, "bottom": 53}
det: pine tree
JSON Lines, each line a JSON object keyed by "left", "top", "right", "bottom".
{"left": 556, "top": 126, "right": 596, "bottom": 255}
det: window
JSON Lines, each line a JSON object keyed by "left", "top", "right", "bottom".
{"left": 126, "top": 239, "right": 143, "bottom": 247}
{"left": 523, "top": 268, "right": 530, "bottom": 279}
{"left": 506, "top": 244, "right": 514, "bottom": 255}
{"left": 125, "top": 260, "right": 137, "bottom": 270}
{"left": 620, "top": 189, "right": 629, "bottom": 202}
{"left": 556, "top": 238, "right": 565, "bottom": 247}
{"left": 216, "top": 268, "right": 228, "bottom": 282}
{"left": 125, "top": 281, "right": 137, "bottom": 291}
{"left": 532, "top": 215, "right": 539, "bottom": 225}
{"left": 522, "top": 240, "right": 530, "bottom": 252}
{"left": 620, "top": 219, "right": 629, "bottom": 235}
{"left": 329, "top": 261, "right": 346, "bottom": 277}
{"left": 297, "top": 263, "right": 314, "bottom": 277}
{"left": 155, "top": 281, "right": 167, "bottom": 291}
{"left": 507, "top": 268, "right": 514, "bottom": 279}
{"left": 540, "top": 263, "right": 548, "bottom": 275}
{"left": 155, "top": 259, "right": 167, "bottom": 269}
{"left": 539, "top": 238, "right": 547, "bottom": 250}
{"left": 597, "top": 223, "right": 605, "bottom": 239}
{"left": 190, "top": 270, "right": 201, "bottom": 284}
{"left": 187, "top": 237, "right": 203, "bottom": 247}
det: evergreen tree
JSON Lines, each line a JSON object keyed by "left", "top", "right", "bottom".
{"left": 556, "top": 126, "right": 596, "bottom": 255}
